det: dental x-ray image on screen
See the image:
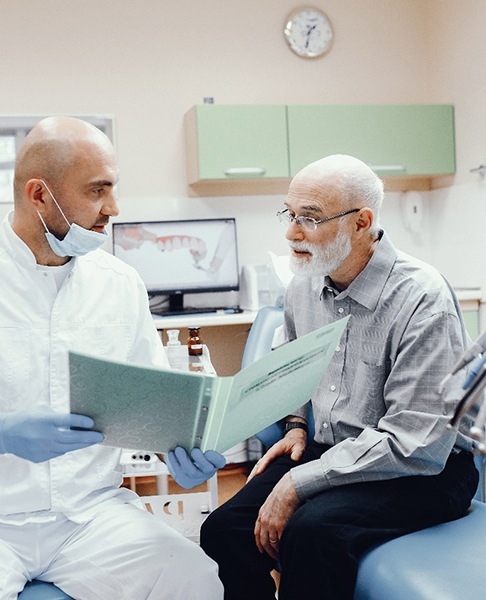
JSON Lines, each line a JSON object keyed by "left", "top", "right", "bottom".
{"left": 112, "top": 218, "right": 239, "bottom": 314}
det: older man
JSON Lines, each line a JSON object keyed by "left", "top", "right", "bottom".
{"left": 0, "top": 116, "right": 223, "bottom": 599}
{"left": 200, "top": 154, "right": 478, "bottom": 599}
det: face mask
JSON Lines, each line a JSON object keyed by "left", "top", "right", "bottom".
{"left": 37, "top": 180, "right": 108, "bottom": 257}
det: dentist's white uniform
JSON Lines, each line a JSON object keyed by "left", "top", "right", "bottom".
{"left": 0, "top": 214, "right": 223, "bottom": 600}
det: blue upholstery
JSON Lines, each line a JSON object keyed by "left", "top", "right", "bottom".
{"left": 19, "top": 580, "right": 73, "bottom": 599}
{"left": 241, "top": 305, "right": 285, "bottom": 368}
{"left": 243, "top": 306, "right": 486, "bottom": 600}
{"left": 354, "top": 500, "right": 486, "bottom": 600}
{"left": 475, "top": 451, "right": 485, "bottom": 502}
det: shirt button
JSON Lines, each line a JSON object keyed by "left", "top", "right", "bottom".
{"left": 338, "top": 307, "right": 344, "bottom": 314}
{"left": 330, "top": 384, "right": 336, "bottom": 391}
{"left": 336, "top": 345, "right": 341, "bottom": 352}
{"left": 322, "top": 422, "right": 329, "bottom": 429}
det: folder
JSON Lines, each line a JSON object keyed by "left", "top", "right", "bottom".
{"left": 69, "top": 316, "right": 348, "bottom": 454}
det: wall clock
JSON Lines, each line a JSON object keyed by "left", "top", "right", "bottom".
{"left": 284, "top": 7, "right": 334, "bottom": 58}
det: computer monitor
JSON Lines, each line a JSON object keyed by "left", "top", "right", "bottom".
{"left": 112, "top": 218, "right": 240, "bottom": 315}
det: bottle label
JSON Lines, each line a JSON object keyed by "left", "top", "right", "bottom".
{"left": 188, "top": 344, "right": 203, "bottom": 356}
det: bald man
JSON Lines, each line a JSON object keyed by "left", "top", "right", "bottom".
{"left": 200, "top": 155, "right": 478, "bottom": 600}
{"left": 0, "top": 117, "right": 223, "bottom": 599}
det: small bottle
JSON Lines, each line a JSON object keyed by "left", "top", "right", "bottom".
{"left": 187, "top": 327, "right": 203, "bottom": 356}
{"left": 166, "top": 329, "right": 183, "bottom": 370}
{"left": 166, "top": 329, "right": 181, "bottom": 347}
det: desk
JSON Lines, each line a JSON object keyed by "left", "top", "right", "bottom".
{"left": 154, "top": 310, "right": 258, "bottom": 376}
{"left": 152, "top": 310, "right": 257, "bottom": 329}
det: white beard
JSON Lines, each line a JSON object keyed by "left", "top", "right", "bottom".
{"left": 289, "top": 226, "right": 352, "bottom": 277}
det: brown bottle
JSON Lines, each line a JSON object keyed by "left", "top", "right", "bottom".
{"left": 187, "top": 327, "right": 203, "bottom": 356}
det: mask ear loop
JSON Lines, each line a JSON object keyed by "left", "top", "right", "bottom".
{"left": 39, "top": 180, "right": 72, "bottom": 229}
{"left": 37, "top": 210, "right": 50, "bottom": 234}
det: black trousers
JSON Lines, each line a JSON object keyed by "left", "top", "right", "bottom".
{"left": 200, "top": 443, "right": 478, "bottom": 600}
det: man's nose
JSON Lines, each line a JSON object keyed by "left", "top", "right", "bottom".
{"left": 285, "top": 219, "right": 304, "bottom": 241}
{"left": 102, "top": 192, "right": 119, "bottom": 217}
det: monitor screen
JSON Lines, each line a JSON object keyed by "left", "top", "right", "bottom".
{"left": 112, "top": 218, "right": 240, "bottom": 314}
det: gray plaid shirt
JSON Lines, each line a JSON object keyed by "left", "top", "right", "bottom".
{"left": 286, "top": 231, "right": 473, "bottom": 500}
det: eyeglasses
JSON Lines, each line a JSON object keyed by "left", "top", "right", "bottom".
{"left": 276, "top": 208, "right": 360, "bottom": 232}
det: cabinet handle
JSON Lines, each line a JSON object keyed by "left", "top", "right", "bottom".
{"left": 224, "top": 167, "right": 267, "bottom": 177}
{"left": 369, "top": 164, "right": 406, "bottom": 173}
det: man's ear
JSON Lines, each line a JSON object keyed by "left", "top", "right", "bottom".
{"left": 25, "top": 179, "right": 48, "bottom": 212}
{"left": 354, "top": 207, "right": 374, "bottom": 233}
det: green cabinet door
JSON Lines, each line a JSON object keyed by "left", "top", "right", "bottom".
{"left": 287, "top": 104, "right": 455, "bottom": 177}
{"left": 462, "top": 310, "right": 480, "bottom": 341}
{"left": 193, "top": 105, "right": 289, "bottom": 180}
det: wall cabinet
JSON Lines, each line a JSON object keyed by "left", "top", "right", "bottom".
{"left": 457, "top": 291, "right": 481, "bottom": 340}
{"left": 184, "top": 104, "right": 455, "bottom": 196}
{"left": 184, "top": 105, "right": 290, "bottom": 196}
{"left": 287, "top": 104, "right": 455, "bottom": 178}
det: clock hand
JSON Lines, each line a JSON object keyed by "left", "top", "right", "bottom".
{"left": 305, "top": 24, "right": 316, "bottom": 48}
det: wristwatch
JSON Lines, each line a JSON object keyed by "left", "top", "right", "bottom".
{"left": 285, "top": 421, "right": 308, "bottom": 434}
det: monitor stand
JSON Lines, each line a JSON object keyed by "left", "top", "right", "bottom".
{"left": 150, "top": 293, "right": 241, "bottom": 317}
{"left": 152, "top": 293, "right": 219, "bottom": 317}
{"left": 168, "top": 293, "right": 184, "bottom": 314}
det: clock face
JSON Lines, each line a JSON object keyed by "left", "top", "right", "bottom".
{"left": 284, "top": 7, "right": 333, "bottom": 58}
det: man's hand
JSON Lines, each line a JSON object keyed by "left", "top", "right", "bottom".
{"left": 254, "top": 472, "right": 301, "bottom": 559}
{"left": 166, "top": 447, "right": 226, "bottom": 489}
{"left": 247, "top": 428, "right": 307, "bottom": 482}
{"left": 0, "top": 406, "right": 104, "bottom": 463}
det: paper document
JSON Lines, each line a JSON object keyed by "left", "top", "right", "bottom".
{"left": 69, "top": 317, "right": 348, "bottom": 454}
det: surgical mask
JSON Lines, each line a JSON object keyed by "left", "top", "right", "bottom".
{"left": 37, "top": 180, "right": 108, "bottom": 257}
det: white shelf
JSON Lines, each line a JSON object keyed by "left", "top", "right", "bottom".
{"left": 152, "top": 310, "right": 258, "bottom": 329}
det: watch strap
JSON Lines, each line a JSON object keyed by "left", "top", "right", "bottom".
{"left": 285, "top": 421, "right": 308, "bottom": 434}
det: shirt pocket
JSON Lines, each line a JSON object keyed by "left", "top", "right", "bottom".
{"left": 349, "top": 360, "right": 387, "bottom": 428}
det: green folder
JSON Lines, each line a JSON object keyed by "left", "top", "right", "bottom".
{"left": 69, "top": 316, "right": 348, "bottom": 454}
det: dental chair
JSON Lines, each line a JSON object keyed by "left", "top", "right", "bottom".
{"left": 244, "top": 305, "right": 486, "bottom": 600}
{"left": 18, "top": 580, "right": 73, "bottom": 599}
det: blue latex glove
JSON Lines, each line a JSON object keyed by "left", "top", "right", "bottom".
{"left": 166, "top": 446, "right": 226, "bottom": 489}
{"left": 0, "top": 406, "right": 104, "bottom": 463}
{"left": 463, "top": 353, "right": 486, "bottom": 389}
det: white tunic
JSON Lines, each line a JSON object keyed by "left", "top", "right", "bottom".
{"left": 0, "top": 213, "right": 169, "bottom": 521}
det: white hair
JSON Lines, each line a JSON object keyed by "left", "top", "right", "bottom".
{"left": 300, "top": 155, "right": 384, "bottom": 235}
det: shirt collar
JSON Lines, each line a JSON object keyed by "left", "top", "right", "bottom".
{"left": 323, "top": 230, "right": 397, "bottom": 311}
{"left": 0, "top": 212, "right": 39, "bottom": 269}
{"left": 1, "top": 211, "right": 77, "bottom": 271}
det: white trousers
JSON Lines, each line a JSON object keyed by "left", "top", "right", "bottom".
{"left": 0, "top": 502, "right": 223, "bottom": 600}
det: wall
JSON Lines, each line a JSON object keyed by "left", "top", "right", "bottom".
{"left": 425, "top": 0, "right": 486, "bottom": 310}
{"left": 0, "top": 0, "right": 435, "bottom": 280}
